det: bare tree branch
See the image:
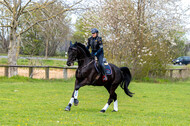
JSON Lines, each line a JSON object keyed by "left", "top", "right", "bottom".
{"left": 17, "top": 0, "right": 22, "bottom": 16}
{"left": 3, "top": 0, "right": 13, "bottom": 13}
{"left": 69, "top": 0, "right": 83, "bottom": 8}
{"left": 0, "top": 1, "right": 12, "bottom": 13}
{"left": 16, "top": 0, "right": 21, "bottom": 11}
{"left": 17, "top": 7, "right": 70, "bottom": 36}
{"left": 0, "top": 25, "right": 11, "bottom": 27}
{"left": 22, "top": 0, "right": 56, "bottom": 14}
{"left": 0, "top": 16, "right": 12, "bottom": 20}
{"left": 18, "top": 2, "right": 51, "bottom": 35}
{"left": 18, "top": 0, "right": 31, "bottom": 16}
{"left": 17, "top": 0, "right": 83, "bottom": 37}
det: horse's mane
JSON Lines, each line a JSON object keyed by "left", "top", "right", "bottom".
{"left": 75, "top": 42, "right": 91, "bottom": 57}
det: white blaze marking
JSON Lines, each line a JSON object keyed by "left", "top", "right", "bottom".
{"left": 114, "top": 100, "right": 118, "bottom": 111}
{"left": 102, "top": 103, "right": 109, "bottom": 111}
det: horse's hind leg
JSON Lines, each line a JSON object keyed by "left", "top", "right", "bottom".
{"left": 100, "top": 83, "right": 119, "bottom": 113}
{"left": 113, "top": 93, "right": 118, "bottom": 112}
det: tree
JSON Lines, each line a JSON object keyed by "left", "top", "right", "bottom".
{"left": 0, "top": 26, "right": 9, "bottom": 53}
{"left": 71, "top": 18, "right": 91, "bottom": 43}
{"left": 39, "top": 2, "right": 71, "bottom": 58}
{"left": 0, "top": 4, "right": 10, "bottom": 53}
{"left": 20, "top": 25, "right": 44, "bottom": 56}
{"left": 0, "top": 0, "right": 82, "bottom": 77}
{"left": 75, "top": 0, "right": 187, "bottom": 78}
{"left": 20, "top": 2, "right": 71, "bottom": 58}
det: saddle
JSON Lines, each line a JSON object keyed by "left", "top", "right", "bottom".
{"left": 94, "top": 58, "right": 112, "bottom": 75}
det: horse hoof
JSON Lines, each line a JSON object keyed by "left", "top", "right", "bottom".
{"left": 100, "top": 110, "right": 105, "bottom": 113}
{"left": 74, "top": 99, "right": 79, "bottom": 106}
{"left": 64, "top": 106, "right": 71, "bottom": 111}
{"left": 112, "top": 110, "right": 118, "bottom": 112}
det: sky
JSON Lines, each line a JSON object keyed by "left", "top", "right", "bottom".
{"left": 181, "top": 0, "right": 190, "bottom": 6}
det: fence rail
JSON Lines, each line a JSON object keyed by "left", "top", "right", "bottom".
{"left": 167, "top": 68, "right": 188, "bottom": 78}
{"left": 0, "top": 65, "right": 189, "bottom": 79}
{"left": 0, "top": 65, "right": 77, "bottom": 79}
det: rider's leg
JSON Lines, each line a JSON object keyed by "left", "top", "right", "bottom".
{"left": 97, "top": 53, "right": 107, "bottom": 81}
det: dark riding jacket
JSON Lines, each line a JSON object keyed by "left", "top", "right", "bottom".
{"left": 87, "top": 36, "right": 106, "bottom": 76}
{"left": 87, "top": 36, "right": 103, "bottom": 56}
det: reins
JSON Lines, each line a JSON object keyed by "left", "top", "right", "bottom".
{"left": 76, "top": 45, "right": 95, "bottom": 70}
{"left": 78, "top": 59, "right": 94, "bottom": 70}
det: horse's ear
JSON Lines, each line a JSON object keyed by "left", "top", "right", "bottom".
{"left": 70, "top": 41, "right": 73, "bottom": 46}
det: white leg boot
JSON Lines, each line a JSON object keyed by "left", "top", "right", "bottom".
{"left": 100, "top": 103, "right": 109, "bottom": 113}
{"left": 113, "top": 100, "right": 118, "bottom": 112}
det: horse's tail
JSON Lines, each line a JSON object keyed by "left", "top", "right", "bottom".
{"left": 120, "top": 67, "right": 134, "bottom": 97}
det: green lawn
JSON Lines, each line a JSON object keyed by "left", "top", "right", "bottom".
{"left": 0, "top": 58, "right": 68, "bottom": 67}
{"left": 0, "top": 77, "right": 190, "bottom": 126}
{"left": 0, "top": 53, "right": 67, "bottom": 59}
{"left": 0, "top": 54, "right": 68, "bottom": 67}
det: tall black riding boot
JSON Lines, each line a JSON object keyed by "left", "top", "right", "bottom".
{"left": 100, "top": 63, "right": 108, "bottom": 81}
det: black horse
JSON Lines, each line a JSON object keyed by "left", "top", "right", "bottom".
{"left": 65, "top": 42, "right": 133, "bottom": 113}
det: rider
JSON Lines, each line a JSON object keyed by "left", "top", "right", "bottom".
{"left": 86, "top": 28, "right": 108, "bottom": 81}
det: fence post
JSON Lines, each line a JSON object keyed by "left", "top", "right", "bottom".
{"left": 29, "top": 67, "right": 33, "bottom": 78}
{"left": 45, "top": 67, "right": 49, "bottom": 79}
{"left": 170, "top": 70, "right": 173, "bottom": 78}
{"left": 4, "top": 66, "right": 9, "bottom": 77}
{"left": 63, "top": 68, "right": 67, "bottom": 79}
{"left": 179, "top": 69, "right": 182, "bottom": 78}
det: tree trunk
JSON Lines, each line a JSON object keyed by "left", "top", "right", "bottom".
{"left": 8, "top": 27, "right": 18, "bottom": 77}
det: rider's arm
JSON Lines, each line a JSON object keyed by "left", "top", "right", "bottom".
{"left": 95, "top": 37, "right": 103, "bottom": 56}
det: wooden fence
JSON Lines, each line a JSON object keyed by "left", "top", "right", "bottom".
{"left": 167, "top": 68, "right": 188, "bottom": 78}
{"left": 0, "top": 65, "right": 189, "bottom": 79}
{"left": 0, "top": 65, "right": 77, "bottom": 79}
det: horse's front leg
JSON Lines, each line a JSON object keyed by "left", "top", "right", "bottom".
{"left": 73, "top": 90, "right": 79, "bottom": 106}
{"left": 65, "top": 78, "right": 88, "bottom": 111}
{"left": 64, "top": 90, "right": 79, "bottom": 111}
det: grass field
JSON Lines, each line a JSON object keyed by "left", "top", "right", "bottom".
{"left": 0, "top": 53, "right": 68, "bottom": 67}
{"left": 0, "top": 77, "right": 190, "bottom": 126}
{"left": 0, "top": 58, "right": 68, "bottom": 67}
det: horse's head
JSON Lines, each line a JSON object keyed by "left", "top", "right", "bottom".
{"left": 67, "top": 41, "right": 92, "bottom": 66}
{"left": 67, "top": 41, "right": 77, "bottom": 66}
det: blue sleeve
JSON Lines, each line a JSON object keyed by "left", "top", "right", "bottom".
{"left": 96, "top": 47, "right": 103, "bottom": 56}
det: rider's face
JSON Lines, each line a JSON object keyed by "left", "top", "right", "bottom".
{"left": 92, "top": 33, "right": 97, "bottom": 38}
